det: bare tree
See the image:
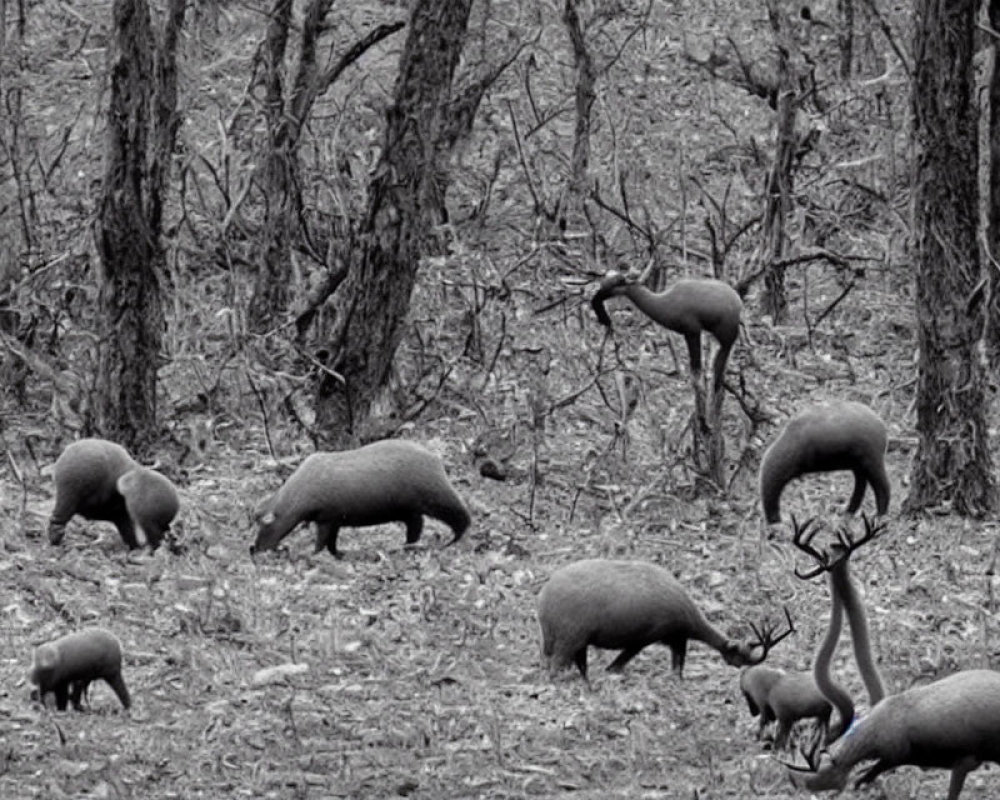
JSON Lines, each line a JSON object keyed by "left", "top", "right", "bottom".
{"left": 759, "top": 0, "right": 799, "bottom": 323}
{"left": 687, "top": 2, "right": 818, "bottom": 323}
{"left": 246, "top": 0, "right": 404, "bottom": 332}
{"left": 985, "top": 0, "right": 1000, "bottom": 369}
{"left": 0, "top": 0, "right": 35, "bottom": 286}
{"left": 904, "top": 0, "right": 994, "bottom": 516}
{"left": 246, "top": 0, "right": 294, "bottom": 333}
{"left": 93, "top": 0, "right": 186, "bottom": 452}
{"left": 313, "top": 0, "right": 473, "bottom": 441}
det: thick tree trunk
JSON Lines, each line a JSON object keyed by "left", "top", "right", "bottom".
{"left": 247, "top": 0, "right": 294, "bottom": 333}
{"left": 904, "top": 0, "right": 994, "bottom": 516}
{"left": 94, "top": 0, "right": 185, "bottom": 452}
{"left": 314, "top": 0, "right": 472, "bottom": 442}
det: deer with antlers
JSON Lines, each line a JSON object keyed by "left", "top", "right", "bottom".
{"left": 537, "top": 559, "right": 793, "bottom": 680}
{"left": 787, "top": 515, "right": 1000, "bottom": 800}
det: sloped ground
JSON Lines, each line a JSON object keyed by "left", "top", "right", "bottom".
{"left": 3, "top": 296, "right": 1000, "bottom": 799}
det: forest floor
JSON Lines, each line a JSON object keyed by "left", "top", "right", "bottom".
{"left": 3, "top": 350, "right": 1000, "bottom": 800}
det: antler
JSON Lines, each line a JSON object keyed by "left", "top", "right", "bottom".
{"left": 792, "top": 513, "right": 887, "bottom": 580}
{"left": 791, "top": 515, "right": 830, "bottom": 578}
{"left": 744, "top": 605, "right": 795, "bottom": 664}
{"left": 835, "top": 512, "right": 886, "bottom": 554}
{"left": 779, "top": 725, "right": 824, "bottom": 772}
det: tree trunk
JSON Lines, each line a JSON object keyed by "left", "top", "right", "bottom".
{"left": 985, "top": 0, "right": 1000, "bottom": 369}
{"left": 904, "top": 0, "right": 994, "bottom": 516}
{"left": 836, "top": 0, "right": 854, "bottom": 79}
{"left": 94, "top": 0, "right": 185, "bottom": 452}
{"left": 563, "top": 0, "right": 595, "bottom": 213}
{"left": 247, "top": 2, "right": 404, "bottom": 332}
{"left": 314, "top": 0, "right": 473, "bottom": 443}
{"left": 760, "top": 1, "right": 796, "bottom": 324}
{"left": 247, "top": 0, "right": 295, "bottom": 333}
{"left": 0, "top": 0, "right": 37, "bottom": 276}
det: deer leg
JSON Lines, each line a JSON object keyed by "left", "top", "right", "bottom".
{"left": 946, "top": 758, "right": 980, "bottom": 800}
{"left": 867, "top": 462, "right": 891, "bottom": 516}
{"left": 684, "top": 333, "right": 703, "bottom": 380}
{"left": 669, "top": 642, "right": 687, "bottom": 677}
{"left": 773, "top": 720, "right": 792, "bottom": 751}
{"left": 606, "top": 646, "right": 642, "bottom": 673}
{"left": 112, "top": 508, "right": 140, "bottom": 549}
{"left": 845, "top": 470, "right": 867, "bottom": 515}
{"left": 106, "top": 673, "right": 131, "bottom": 709}
{"left": 711, "top": 342, "right": 732, "bottom": 395}
{"left": 54, "top": 683, "right": 69, "bottom": 711}
{"left": 70, "top": 680, "right": 89, "bottom": 711}
{"left": 854, "top": 758, "right": 896, "bottom": 788}
{"left": 817, "top": 711, "right": 831, "bottom": 746}
{"left": 317, "top": 523, "right": 342, "bottom": 558}
{"left": 314, "top": 522, "right": 340, "bottom": 556}
{"left": 404, "top": 515, "right": 424, "bottom": 545}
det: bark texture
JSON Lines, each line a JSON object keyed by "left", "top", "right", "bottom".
{"left": 246, "top": 1, "right": 404, "bottom": 332}
{"left": 760, "top": 1, "right": 796, "bottom": 324}
{"left": 563, "top": 0, "right": 595, "bottom": 208}
{"left": 247, "top": 0, "right": 294, "bottom": 333}
{"left": 315, "top": 0, "right": 473, "bottom": 441}
{"left": 94, "top": 0, "right": 186, "bottom": 451}
{"left": 985, "top": 0, "right": 1000, "bottom": 369}
{"left": 904, "top": 0, "right": 994, "bottom": 516}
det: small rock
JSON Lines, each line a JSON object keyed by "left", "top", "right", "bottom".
{"left": 250, "top": 663, "right": 309, "bottom": 687}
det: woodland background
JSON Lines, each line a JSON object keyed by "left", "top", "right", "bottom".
{"left": 2, "top": 0, "right": 1000, "bottom": 798}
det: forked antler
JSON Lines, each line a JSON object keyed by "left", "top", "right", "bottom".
{"left": 790, "top": 515, "right": 828, "bottom": 577}
{"left": 792, "top": 513, "right": 887, "bottom": 580}
{"left": 744, "top": 605, "right": 795, "bottom": 664}
{"left": 779, "top": 723, "right": 825, "bottom": 772}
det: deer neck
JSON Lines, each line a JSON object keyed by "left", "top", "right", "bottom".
{"left": 832, "top": 559, "right": 886, "bottom": 705}
{"left": 622, "top": 284, "right": 681, "bottom": 328}
{"left": 815, "top": 568, "right": 856, "bottom": 739}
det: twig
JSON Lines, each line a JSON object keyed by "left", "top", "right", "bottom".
{"left": 506, "top": 99, "right": 544, "bottom": 218}
{"left": 812, "top": 276, "right": 857, "bottom": 328}
{"left": 244, "top": 367, "right": 276, "bottom": 461}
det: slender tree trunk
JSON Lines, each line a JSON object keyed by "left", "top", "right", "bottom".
{"left": 314, "top": 0, "right": 473, "bottom": 442}
{"left": 904, "top": 0, "right": 994, "bottom": 516}
{"left": 0, "top": 0, "right": 36, "bottom": 272}
{"left": 837, "top": 0, "right": 854, "bottom": 79}
{"left": 563, "top": 0, "right": 595, "bottom": 212}
{"left": 760, "top": 1, "right": 796, "bottom": 324}
{"left": 985, "top": 0, "right": 1000, "bottom": 369}
{"left": 94, "top": 0, "right": 186, "bottom": 452}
